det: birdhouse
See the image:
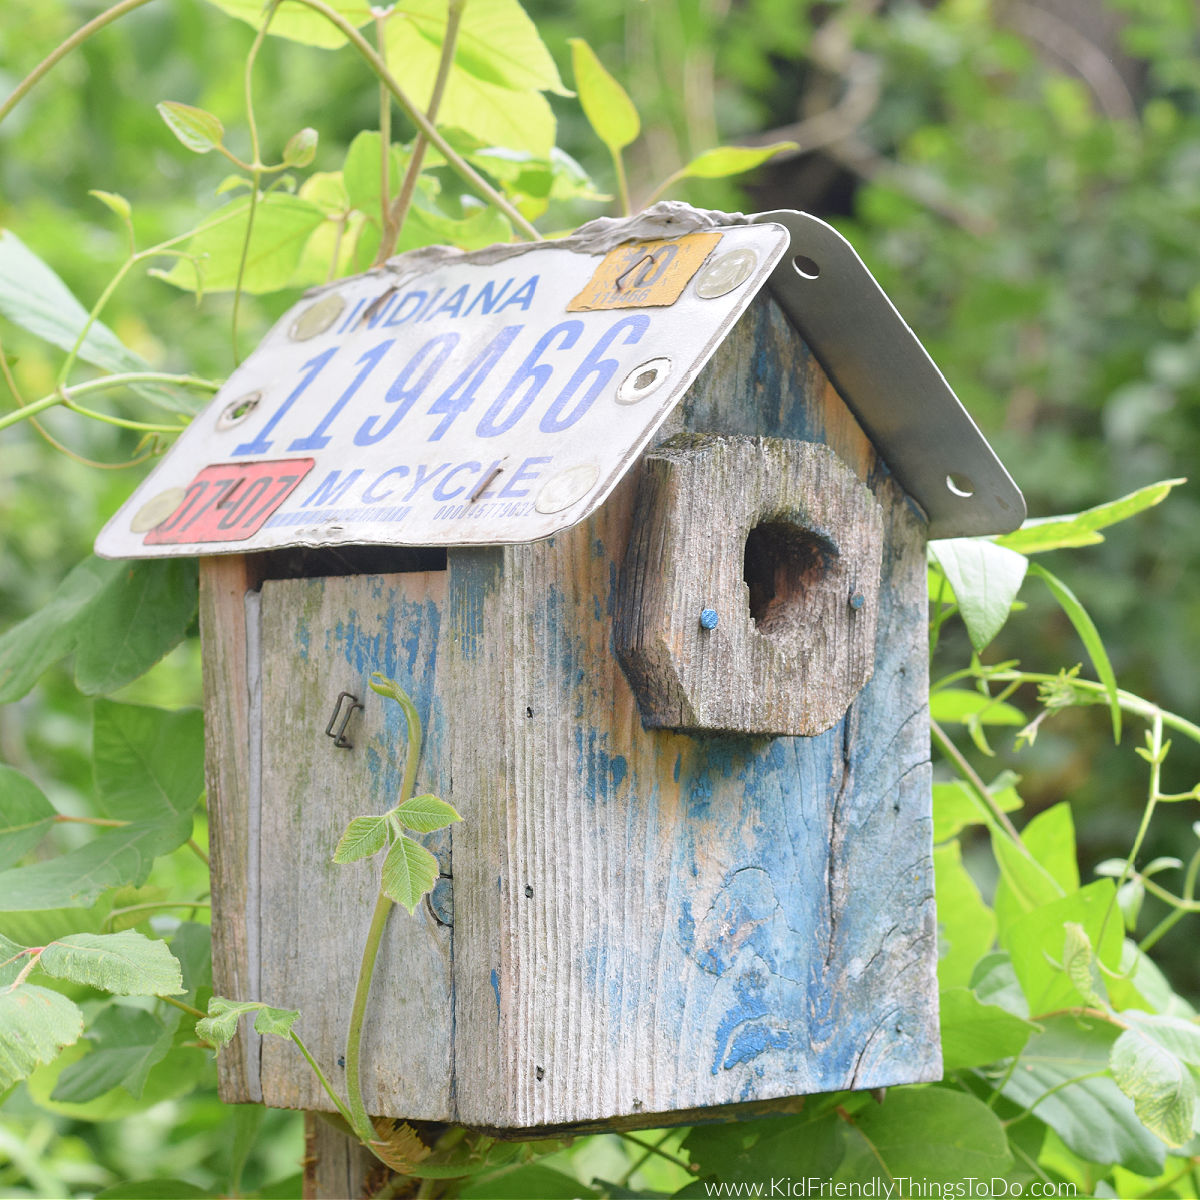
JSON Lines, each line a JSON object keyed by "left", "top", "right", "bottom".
{"left": 96, "top": 203, "right": 1023, "bottom": 1137}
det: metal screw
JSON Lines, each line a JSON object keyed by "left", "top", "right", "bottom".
{"left": 850, "top": 594, "right": 865, "bottom": 611}
{"left": 695, "top": 248, "right": 758, "bottom": 298}
{"left": 699, "top": 607, "right": 719, "bottom": 630}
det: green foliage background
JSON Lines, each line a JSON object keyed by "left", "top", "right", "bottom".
{"left": 2, "top": 1, "right": 1200, "bottom": 1197}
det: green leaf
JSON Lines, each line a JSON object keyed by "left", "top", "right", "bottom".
{"left": 929, "top": 688, "right": 1026, "bottom": 725}
{"left": 933, "top": 775, "right": 1023, "bottom": 842}
{"left": 395, "top": 0, "right": 569, "bottom": 96}
{"left": 92, "top": 701, "right": 205, "bottom": 826}
{"left": 380, "top": 835, "right": 439, "bottom": 914}
{"left": 252, "top": 1004, "right": 300, "bottom": 1038}
{"left": 682, "top": 1113, "right": 845, "bottom": 1190}
{"left": 1062, "top": 921, "right": 1108, "bottom": 1008}
{"left": 39, "top": 931, "right": 184, "bottom": 996}
{"left": 0, "top": 818, "right": 192, "bottom": 911}
{"left": 1002, "top": 880, "right": 1122, "bottom": 1015}
{"left": 394, "top": 201, "right": 512, "bottom": 256}
{"left": 155, "top": 193, "right": 328, "bottom": 294}
{"left": 0, "top": 984, "right": 84, "bottom": 1090}
{"left": 1123, "top": 1012, "right": 1200, "bottom": 1067}
{"left": 928, "top": 537, "right": 1029, "bottom": 651}
{"left": 993, "top": 802, "right": 1079, "bottom": 930}
{"left": 939, "top": 985, "right": 1036, "bottom": 1069}
{"left": 1000, "top": 1016, "right": 1165, "bottom": 1177}
{"left": 460, "top": 1164, "right": 601, "bottom": 1199}
{"left": 203, "top": 0, "right": 373, "bottom": 48}
{"left": 933, "top": 839, "right": 996, "bottom": 989}
{"left": 997, "top": 479, "right": 1185, "bottom": 553}
{"left": 156, "top": 101, "right": 225, "bottom": 154}
{"left": 1028, "top": 563, "right": 1121, "bottom": 741}
{"left": 568, "top": 38, "right": 640, "bottom": 154}
{"left": 196, "top": 996, "right": 300, "bottom": 1046}
{"left": 1111, "top": 1024, "right": 1195, "bottom": 1147}
{"left": 0, "top": 766, "right": 55, "bottom": 871}
{"left": 0, "top": 232, "right": 196, "bottom": 415}
{"left": 342, "top": 131, "right": 401, "bottom": 216}
{"left": 387, "top": 20, "right": 557, "bottom": 156}
{"left": 25, "top": 1037, "right": 208, "bottom": 1120}
{"left": 839, "top": 1086, "right": 1011, "bottom": 1184}
{"left": 332, "top": 815, "right": 389, "bottom": 863}
{"left": 395, "top": 794, "right": 462, "bottom": 833}
{"left": 0, "top": 556, "right": 123, "bottom": 703}
{"left": 283, "top": 127, "right": 318, "bottom": 168}
{"left": 89, "top": 190, "right": 133, "bottom": 225}
{"left": 673, "top": 141, "right": 798, "bottom": 180}
{"left": 50, "top": 1004, "right": 176, "bottom": 1102}
{"left": 970, "top": 952, "right": 1030, "bottom": 1017}
{"left": 74, "top": 559, "right": 199, "bottom": 695}
{"left": 95, "top": 1182, "right": 213, "bottom": 1200}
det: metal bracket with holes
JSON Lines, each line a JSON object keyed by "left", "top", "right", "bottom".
{"left": 753, "top": 209, "right": 1025, "bottom": 538}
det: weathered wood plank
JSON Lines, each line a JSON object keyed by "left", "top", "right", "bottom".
{"left": 303, "top": 1114, "right": 393, "bottom": 1199}
{"left": 445, "top": 295, "right": 938, "bottom": 1132}
{"left": 257, "top": 572, "right": 453, "bottom": 1119}
{"left": 614, "top": 434, "right": 883, "bottom": 735}
{"left": 200, "top": 555, "right": 265, "bottom": 1104}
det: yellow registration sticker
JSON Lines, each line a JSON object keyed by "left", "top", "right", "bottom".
{"left": 567, "top": 231, "right": 723, "bottom": 311}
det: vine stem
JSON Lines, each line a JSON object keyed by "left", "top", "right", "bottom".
{"left": 292, "top": 1031, "right": 358, "bottom": 1129}
{"left": 161, "top": 995, "right": 207, "bottom": 1020}
{"left": 1099, "top": 711, "right": 1163, "bottom": 946}
{"left": 377, "top": 0, "right": 466, "bottom": 264}
{"left": 989, "top": 670, "right": 1200, "bottom": 745}
{"left": 929, "top": 718, "right": 1023, "bottom": 844}
{"left": 616, "top": 1131, "right": 696, "bottom": 1175}
{"left": 230, "top": 4, "right": 278, "bottom": 364}
{"left": 375, "top": 10, "right": 392, "bottom": 238}
{"left": 0, "top": 373, "right": 217, "bottom": 435}
{"left": 278, "top": 0, "right": 541, "bottom": 241}
{"left": 0, "top": 0, "right": 157, "bottom": 127}
{"left": 344, "top": 674, "right": 425, "bottom": 1153}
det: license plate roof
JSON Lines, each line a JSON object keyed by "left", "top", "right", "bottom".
{"left": 97, "top": 222, "right": 788, "bottom": 559}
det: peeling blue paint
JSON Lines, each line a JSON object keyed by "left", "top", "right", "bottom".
{"left": 294, "top": 621, "right": 310, "bottom": 661}
{"left": 490, "top": 969, "right": 501, "bottom": 1022}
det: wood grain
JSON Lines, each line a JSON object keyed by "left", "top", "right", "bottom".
{"left": 257, "top": 572, "right": 453, "bottom": 1119}
{"left": 614, "top": 434, "right": 883, "bottom": 735}
{"left": 206, "top": 291, "right": 938, "bottom": 1138}
{"left": 444, "top": 293, "right": 939, "bottom": 1131}
{"left": 200, "top": 554, "right": 264, "bottom": 1104}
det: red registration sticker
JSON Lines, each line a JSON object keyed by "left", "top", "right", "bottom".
{"left": 144, "top": 458, "right": 314, "bottom": 545}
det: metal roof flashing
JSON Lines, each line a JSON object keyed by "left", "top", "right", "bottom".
{"left": 95, "top": 204, "right": 1022, "bottom": 561}
{"left": 754, "top": 210, "right": 1025, "bottom": 538}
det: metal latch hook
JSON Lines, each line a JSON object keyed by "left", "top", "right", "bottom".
{"left": 325, "top": 691, "right": 363, "bottom": 750}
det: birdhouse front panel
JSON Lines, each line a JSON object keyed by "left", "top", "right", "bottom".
{"left": 103, "top": 205, "right": 1024, "bottom": 1136}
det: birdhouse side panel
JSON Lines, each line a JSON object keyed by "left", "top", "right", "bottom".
{"left": 445, "top": 453, "right": 937, "bottom": 1133}
{"left": 201, "top": 555, "right": 266, "bottom": 1104}
{"left": 202, "top": 563, "right": 455, "bottom": 1119}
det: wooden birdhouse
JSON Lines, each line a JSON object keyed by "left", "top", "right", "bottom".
{"left": 97, "top": 204, "right": 1024, "bottom": 1137}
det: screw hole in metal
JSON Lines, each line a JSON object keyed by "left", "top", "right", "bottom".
{"left": 946, "top": 472, "right": 976, "bottom": 499}
{"left": 216, "top": 391, "right": 261, "bottom": 430}
{"left": 793, "top": 254, "right": 821, "bottom": 280}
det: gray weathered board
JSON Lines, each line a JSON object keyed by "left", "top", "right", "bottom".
{"left": 202, "top": 292, "right": 940, "bottom": 1133}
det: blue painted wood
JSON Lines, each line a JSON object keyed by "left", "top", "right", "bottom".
{"left": 442, "top": 295, "right": 938, "bottom": 1131}
{"left": 254, "top": 571, "right": 454, "bottom": 1119}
